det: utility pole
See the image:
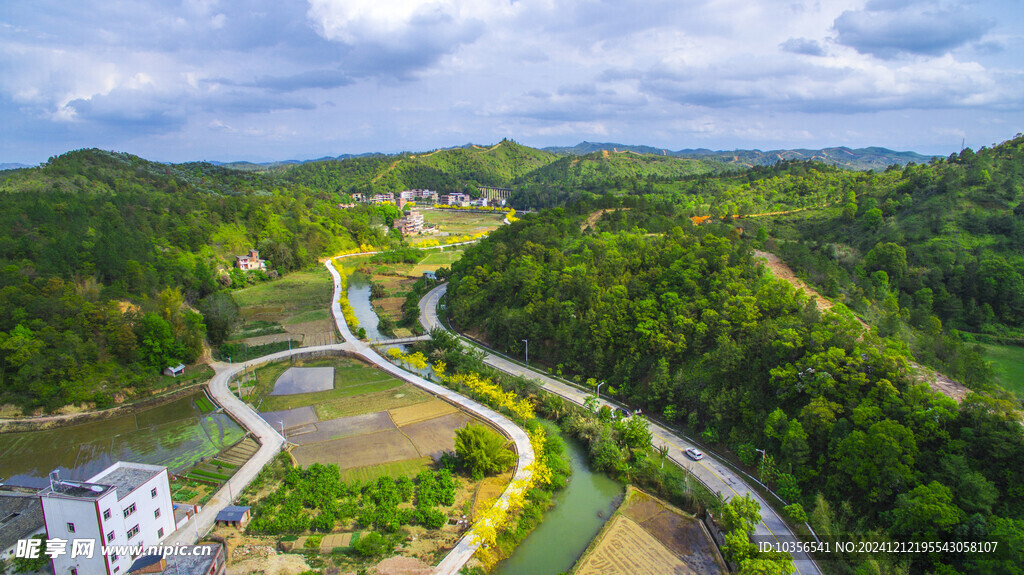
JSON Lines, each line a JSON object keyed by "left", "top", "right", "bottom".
{"left": 596, "top": 381, "right": 606, "bottom": 398}
{"left": 522, "top": 339, "right": 528, "bottom": 366}
{"left": 755, "top": 448, "right": 766, "bottom": 483}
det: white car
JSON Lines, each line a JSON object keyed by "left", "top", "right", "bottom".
{"left": 685, "top": 447, "right": 704, "bottom": 461}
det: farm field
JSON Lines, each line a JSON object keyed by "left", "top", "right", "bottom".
{"left": 572, "top": 487, "right": 725, "bottom": 575}
{"left": 981, "top": 343, "right": 1024, "bottom": 396}
{"left": 230, "top": 266, "right": 335, "bottom": 347}
{"left": 0, "top": 393, "right": 245, "bottom": 484}
{"left": 421, "top": 209, "right": 507, "bottom": 236}
{"left": 254, "top": 356, "right": 499, "bottom": 477}
{"left": 251, "top": 356, "right": 405, "bottom": 412}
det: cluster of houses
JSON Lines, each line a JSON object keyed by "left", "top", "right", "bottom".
{"left": 0, "top": 461, "right": 239, "bottom": 575}
{"left": 348, "top": 189, "right": 501, "bottom": 208}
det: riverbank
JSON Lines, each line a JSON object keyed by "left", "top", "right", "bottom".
{"left": 0, "top": 365, "right": 214, "bottom": 433}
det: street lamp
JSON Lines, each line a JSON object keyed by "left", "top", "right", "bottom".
{"left": 521, "top": 339, "right": 528, "bottom": 365}
{"left": 278, "top": 420, "right": 286, "bottom": 441}
{"left": 596, "top": 381, "right": 606, "bottom": 398}
{"left": 755, "top": 448, "right": 766, "bottom": 483}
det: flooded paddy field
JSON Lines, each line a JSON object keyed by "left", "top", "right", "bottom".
{"left": 0, "top": 392, "right": 245, "bottom": 485}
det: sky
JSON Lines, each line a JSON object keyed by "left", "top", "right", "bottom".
{"left": 1, "top": 0, "right": 1022, "bottom": 164}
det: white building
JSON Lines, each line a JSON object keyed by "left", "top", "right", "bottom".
{"left": 39, "top": 462, "right": 177, "bottom": 575}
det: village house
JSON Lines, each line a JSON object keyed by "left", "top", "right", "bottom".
{"left": 234, "top": 249, "right": 266, "bottom": 271}
{"left": 39, "top": 462, "right": 177, "bottom": 575}
{"left": 127, "top": 543, "right": 225, "bottom": 575}
{"left": 393, "top": 211, "right": 425, "bottom": 235}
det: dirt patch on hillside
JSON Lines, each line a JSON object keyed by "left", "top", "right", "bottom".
{"left": 754, "top": 250, "right": 970, "bottom": 402}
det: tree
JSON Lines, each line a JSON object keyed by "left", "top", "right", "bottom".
{"left": 454, "top": 422, "right": 515, "bottom": 479}
{"left": 887, "top": 481, "right": 963, "bottom": 541}
{"left": 864, "top": 242, "right": 908, "bottom": 285}
{"left": 135, "top": 313, "right": 178, "bottom": 371}
{"left": 198, "top": 292, "right": 240, "bottom": 345}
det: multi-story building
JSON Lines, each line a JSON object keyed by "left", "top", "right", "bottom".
{"left": 234, "top": 249, "right": 266, "bottom": 271}
{"left": 39, "top": 462, "right": 177, "bottom": 575}
{"left": 438, "top": 193, "right": 470, "bottom": 206}
{"left": 398, "top": 189, "right": 438, "bottom": 202}
{"left": 393, "top": 211, "right": 425, "bottom": 235}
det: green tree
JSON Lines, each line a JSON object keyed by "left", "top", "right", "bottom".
{"left": 887, "top": 481, "right": 963, "bottom": 541}
{"left": 454, "top": 422, "right": 515, "bottom": 479}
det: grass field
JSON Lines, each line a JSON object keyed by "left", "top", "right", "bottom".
{"left": 252, "top": 357, "right": 406, "bottom": 412}
{"left": 338, "top": 456, "right": 434, "bottom": 483}
{"left": 421, "top": 210, "right": 506, "bottom": 235}
{"left": 314, "top": 385, "right": 432, "bottom": 420}
{"left": 230, "top": 266, "right": 335, "bottom": 346}
{"left": 981, "top": 343, "right": 1024, "bottom": 396}
{"left": 388, "top": 399, "right": 458, "bottom": 427}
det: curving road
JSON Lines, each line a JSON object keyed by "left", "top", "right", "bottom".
{"left": 169, "top": 262, "right": 534, "bottom": 575}
{"left": 419, "top": 283, "right": 821, "bottom": 575}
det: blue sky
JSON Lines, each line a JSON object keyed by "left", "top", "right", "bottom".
{"left": 1, "top": 0, "right": 1021, "bottom": 164}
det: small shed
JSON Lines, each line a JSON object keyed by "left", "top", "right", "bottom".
{"left": 163, "top": 364, "right": 186, "bottom": 377}
{"left": 215, "top": 505, "right": 251, "bottom": 529}
{"left": 422, "top": 270, "right": 437, "bottom": 281}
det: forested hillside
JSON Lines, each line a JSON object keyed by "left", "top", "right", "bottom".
{"left": 446, "top": 207, "right": 1024, "bottom": 574}
{"left": 0, "top": 149, "right": 395, "bottom": 411}
{"left": 765, "top": 136, "right": 1024, "bottom": 345}
{"left": 285, "top": 139, "right": 557, "bottom": 197}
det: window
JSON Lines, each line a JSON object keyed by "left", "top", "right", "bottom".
{"left": 111, "top": 554, "right": 118, "bottom": 562}
{"left": 66, "top": 522, "right": 75, "bottom": 533}
{"left": 106, "top": 531, "right": 115, "bottom": 543}
{"left": 123, "top": 503, "right": 136, "bottom": 518}
{"left": 150, "top": 487, "right": 157, "bottom": 498}
{"left": 70, "top": 569, "right": 78, "bottom": 575}
{"left": 103, "top": 509, "right": 111, "bottom": 520}
{"left": 157, "top": 527, "right": 164, "bottom": 538}
{"left": 114, "top": 568, "right": 120, "bottom": 573}
{"left": 154, "top": 508, "right": 161, "bottom": 519}
{"left": 127, "top": 525, "right": 139, "bottom": 540}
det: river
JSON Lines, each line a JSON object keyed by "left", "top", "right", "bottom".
{"left": 494, "top": 426, "right": 622, "bottom": 575}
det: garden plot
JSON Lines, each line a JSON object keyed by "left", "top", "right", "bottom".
{"left": 291, "top": 429, "right": 421, "bottom": 470}
{"left": 399, "top": 412, "right": 474, "bottom": 460}
{"left": 270, "top": 367, "right": 335, "bottom": 395}
{"left": 259, "top": 406, "right": 318, "bottom": 431}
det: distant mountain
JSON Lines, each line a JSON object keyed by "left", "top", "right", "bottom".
{"left": 214, "top": 153, "right": 385, "bottom": 172}
{"left": 0, "top": 163, "right": 31, "bottom": 171}
{"left": 543, "top": 141, "right": 936, "bottom": 171}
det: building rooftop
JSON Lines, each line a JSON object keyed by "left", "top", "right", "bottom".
{"left": 38, "top": 480, "right": 113, "bottom": 500}
{"left": 89, "top": 462, "right": 165, "bottom": 501}
{"left": 216, "top": 506, "right": 250, "bottom": 522}
{"left": 128, "top": 544, "right": 222, "bottom": 575}
{"left": 0, "top": 494, "right": 44, "bottom": 552}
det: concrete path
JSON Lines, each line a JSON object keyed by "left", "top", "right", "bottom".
{"left": 324, "top": 260, "right": 535, "bottom": 575}
{"left": 419, "top": 284, "right": 821, "bottom": 575}
{"left": 167, "top": 264, "right": 534, "bottom": 575}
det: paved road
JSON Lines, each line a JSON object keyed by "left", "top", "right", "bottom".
{"left": 419, "top": 284, "right": 821, "bottom": 575}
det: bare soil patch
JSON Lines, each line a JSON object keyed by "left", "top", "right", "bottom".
{"left": 573, "top": 487, "right": 725, "bottom": 575}
{"left": 388, "top": 400, "right": 458, "bottom": 427}
{"left": 574, "top": 515, "right": 688, "bottom": 575}
{"left": 375, "top": 556, "right": 435, "bottom": 575}
{"left": 291, "top": 429, "right": 421, "bottom": 469}
{"left": 399, "top": 412, "right": 474, "bottom": 459}
{"left": 290, "top": 412, "right": 397, "bottom": 445}
{"left": 259, "top": 406, "right": 319, "bottom": 431}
